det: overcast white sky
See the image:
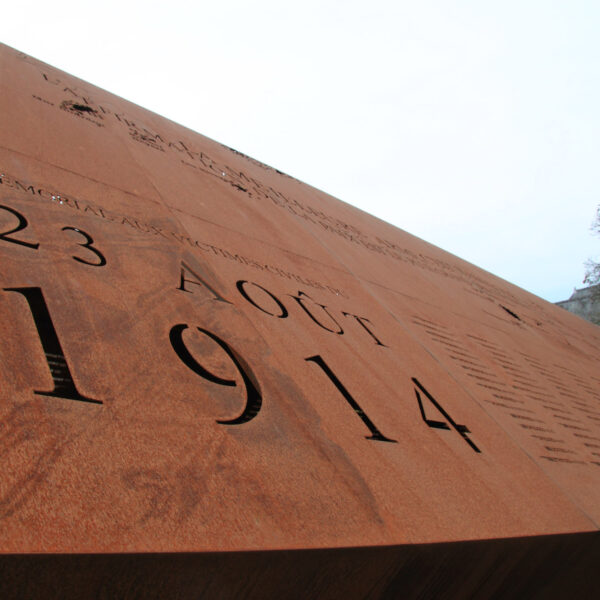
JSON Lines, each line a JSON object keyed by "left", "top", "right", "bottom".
{"left": 3, "top": 1, "right": 599, "bottom": 302}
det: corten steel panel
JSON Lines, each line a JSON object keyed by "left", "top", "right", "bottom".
{"left": 0, "top": 43, "right": 599, "bottom": 598}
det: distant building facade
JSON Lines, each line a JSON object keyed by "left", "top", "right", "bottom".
{"left": 556, "top": 284, "right": 600, "bottom": 326}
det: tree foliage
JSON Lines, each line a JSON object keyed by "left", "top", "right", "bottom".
{"left": 584, "top": 204, "right": 600, "bottom": 286}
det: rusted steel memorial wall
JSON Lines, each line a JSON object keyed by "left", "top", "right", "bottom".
{"left": 1, "top": 44, "right": 599, "bottom": 598}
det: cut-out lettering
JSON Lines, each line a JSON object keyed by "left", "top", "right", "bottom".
{"left": 413, "top": 378, "right": 480, "bottom": 452}
{"left": 342, "top": 312, "right": 387, "bottom": 346}
{"left": 291, "top": 291, "right": 344, "bottom": 334}
{"left": 61, "top": 226, "right": 106, "bottom": 266}
{"left": 0, "top": 205, "right": 40, "bottom": 249}
{"left": 177, "top": 261, "right": 232, "bottom": 304}
{"left": 236, "top": 280, "right": 288, "bottom": 318}
{"left": 500, "top": 305, "right": 521, "bottom": 321}
{"left": 169, "top": 324, "right": 261, "bottom": 424}
{"left": 306, "top": 355, "right": 396, "bottom": 443}
{"left": 4, "top": 286, "right": 101, "bottom": 404}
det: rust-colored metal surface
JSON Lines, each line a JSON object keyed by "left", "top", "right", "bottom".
{"left": 0, "top": 43, "right": 599, "bottom": 598}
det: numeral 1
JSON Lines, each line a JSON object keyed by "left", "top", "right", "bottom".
{"left": 4, "top": 287, "right": 101, "bottom": 404}
{"left": 305, "top": 355, "right": 396, "bottom": 443}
